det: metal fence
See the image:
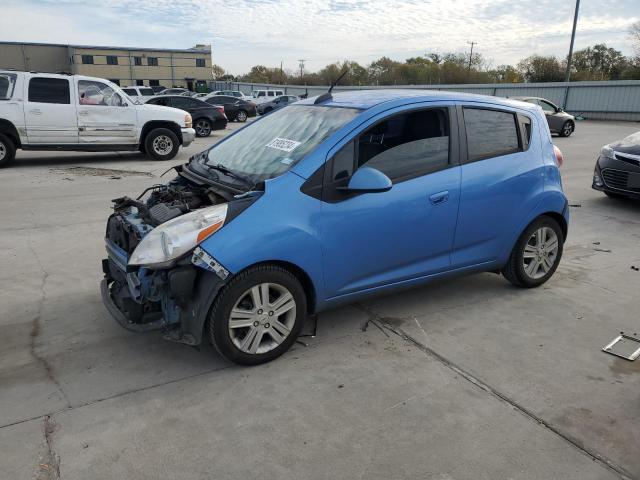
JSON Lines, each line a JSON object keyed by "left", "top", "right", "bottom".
{"left": 211, "top": 80, "right": 640, "bottom": 121}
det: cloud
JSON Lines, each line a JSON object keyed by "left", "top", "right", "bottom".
{"left": 1, "top": 0, "right": 637, "bottom": 74}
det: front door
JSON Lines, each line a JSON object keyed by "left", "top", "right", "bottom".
{"left": 24, "top": 76, "right": 78, "bottom": 144}
{"left": 76, "top": 79, "right": 137, "bottom": 144}
{"left": 318, "top": 106, "right": 461, "bottom": 298}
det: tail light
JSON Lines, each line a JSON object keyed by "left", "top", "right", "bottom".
{"left": 214, "top": 105, "right": 224, "bottom": 114}
{"left": 553, "top": 145, "right": 564, "bottom": 167}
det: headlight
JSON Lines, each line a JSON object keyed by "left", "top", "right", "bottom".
{"left": 185, "top": 113, "right": 192, "bottom": 128}
{"left": 600, "top": 145, "right": 614, "bottom": 159}
{"left": 129, "top": 204, "right": 228, "bottom": 267}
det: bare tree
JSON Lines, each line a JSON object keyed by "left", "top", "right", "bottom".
{"left": 631, "top": 21, "right": 640, "bottom": 57}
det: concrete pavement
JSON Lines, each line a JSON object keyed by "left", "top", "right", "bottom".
{"left": 0, "top": 120, "right": 638, "bottom": 479}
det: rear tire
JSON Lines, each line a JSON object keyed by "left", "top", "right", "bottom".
{"left": 559, "top": 121, "right": 574, "bottom": 137}
{"left": 194, "top": 119, "right": 212, "bottom": 137}
{"left": 502, "top": 216, "right": 564, "bottom": 288}
{"left": 236, "top": 110, "right": 248, "bottom": 122}
{"left": 144, "top": 128, "right": 179, "bottom": 160}
{"left": 0, "top": 133, "right": 16, "bottom": 168}
{"left": 208, "top": 265, "right": 307, "bottom": 365}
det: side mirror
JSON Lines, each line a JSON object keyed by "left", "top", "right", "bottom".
{"left": 557, "top": 107, "right": 563, "bottom": 112}
{"left": 338, "top": 167, "right": 392, "bottom": 193}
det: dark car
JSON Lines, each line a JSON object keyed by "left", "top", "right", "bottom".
{"left": 592, "top": 131, "right": 640, "bottom": 200}
{"left": 511, "top": 97, "right": 575, "bottom": 137}
{"left": 146, "top": 95, "right": 227, "bottom": 137}
{"left": 205, "top": 95, "right": 257, "bottom": 122}
{"left": 257, "top": 95, "right": 299, "bottom": 115}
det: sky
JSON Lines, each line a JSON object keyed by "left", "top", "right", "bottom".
{"left": 1, "top": 0, "right": 638, "bottom": 75}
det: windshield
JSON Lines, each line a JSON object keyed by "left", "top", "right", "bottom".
{"left": 205, "top": 105, "right": 360, "bottom": 181}
{"left": 0, "top": 73, "right": 17, "bottom": 100}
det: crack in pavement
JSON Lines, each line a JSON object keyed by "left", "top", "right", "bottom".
{"left": 356, "top": 303, "right": 636, "bottom": 480}
{"left": 27, "top": 228, "right": 71, "bottom": 409}
{"left": 34, "top": 415, "right": 61, "bottom": 480}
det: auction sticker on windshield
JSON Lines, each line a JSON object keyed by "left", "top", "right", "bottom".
{"left": 265, "top": 138, "right": 302, "bottom": 152}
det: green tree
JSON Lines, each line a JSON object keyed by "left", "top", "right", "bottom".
{"left": 517, "top": 55, "right": 564, "bottom": 82}
{"left": 571, "top": 44, "right": 627, "bottom": 80}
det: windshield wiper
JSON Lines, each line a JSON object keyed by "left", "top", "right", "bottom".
{"left": 206, "top": 163, "right": 254, "bottom": 190}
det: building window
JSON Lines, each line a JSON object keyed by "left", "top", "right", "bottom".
{"left": 147, "top": 57, "right": 158, "bottom": 66}
{"left": 106, "top": 55, "right": 118, "bottom": 65}
{"left": 81, "top": 55, "right": 94, "bottom": 65}
{"left": 109, "top": 79, "right": 121, "bottom": 86}
{"left": 196, "top": 58, "right": 206, "bottom": 67}
{"left": 134, "top": 57, "right": 142, "bottom": 66}
{"left": 136, "top": 79, "right": 144, "bottom": 86}
{"left": 149, "top": 80, "right": 160, "bottom": 86}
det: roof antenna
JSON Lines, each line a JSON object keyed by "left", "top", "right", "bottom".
{"left": 314, "top": 68, "right": 349, "bottom": 104}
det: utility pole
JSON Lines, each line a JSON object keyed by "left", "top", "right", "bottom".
{"left": 298, "top": 59, "right": 306, "bottom": 79}
{"left": 467, "top": 41, "right": 477, "bottom": 71}
{"left": 280, "top": 60, "right": 284, "bottom": 84}
{"left": 564, "top": 0, "right": 580, "bottom": 83}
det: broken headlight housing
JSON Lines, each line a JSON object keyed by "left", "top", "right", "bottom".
{"left": 129, "top": 203, "right": 228, "bottom": 268}
{"left": 600, "top": 144, "right": 614, "bottom": 160}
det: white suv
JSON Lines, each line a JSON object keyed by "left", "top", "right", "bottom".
{"left": 0, "top": 71, "right": 196, "bottom": 167}
{"left": 121, "top": 85, "right": 156, "bottom": 103}
{"left": 251, "top": 89, "right": 285, "bottom": 105}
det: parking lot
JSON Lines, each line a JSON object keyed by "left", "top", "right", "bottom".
{"left": 1, "top": 120, "right": 639, "bottom": 479}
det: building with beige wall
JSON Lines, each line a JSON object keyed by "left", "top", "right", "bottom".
{"left": 0, "top": 41, "right": 212, "bottom": 91}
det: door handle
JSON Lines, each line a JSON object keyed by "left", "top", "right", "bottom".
{"left": 429, "top": 191, "right": 449, "bottom": 205}
{"left": 78, "top": 111, "right": 89, "bottom": 116}
{"left": 29, "top": 109, "right": 42, "bottom": 115}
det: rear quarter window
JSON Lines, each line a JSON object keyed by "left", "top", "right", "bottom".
{"left": 463, "top": 107, "right": 520, "bottom": 162}
{"left": 28, "top": 77, "right": 70, "bottom": 104}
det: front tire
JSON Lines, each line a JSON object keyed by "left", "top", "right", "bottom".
{"left": 208, "top": 265, "right": 307, "bottom": 365}
{"left": 144, "top": 128, "right": 179, "bottom": 160}
{"left": 559, "top": 121, "right": 574, "bottom": 137}
{"left": 0, "top": 133, "right": 16, "bottom": 168}
{"left": 502, "top": 216, "right": 564, "bottom": 288}
{"left": 194, "top": 119, "right": 212, "bottom": 137}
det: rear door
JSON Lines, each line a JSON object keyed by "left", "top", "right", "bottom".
{"left": 452, "top": 104, "right": 542, "bottom": 267}
{"left": 24, "top": 76, "right": 78, "bottom": 144}
{"left": 77, "top": 79, "right": 137, "bottom": 145}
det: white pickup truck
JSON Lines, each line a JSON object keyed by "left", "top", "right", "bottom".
{"left": 0, "top": 71, "right": 196, "bottom": 167}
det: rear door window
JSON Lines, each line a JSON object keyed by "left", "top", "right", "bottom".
{"left": 122, "top": 88, "right": 137, "bottom": 96}
{"left": 28, "top": 77, "right": 70, "bottom": 104}
{"left": 139, "top": 88, "right": 155, "bottom": 96}
{"left": 463, "top": 108, "right": 520, "bottom": 162}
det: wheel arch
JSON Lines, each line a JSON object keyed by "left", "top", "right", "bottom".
{"left": 140, "top": 121, "right": 183, "bottom": 145}
{"left": 0, "top": 119, "right": 21, "bottom": 148}
{"left": 236, "top": 260, "right": 317, "bottom": 314}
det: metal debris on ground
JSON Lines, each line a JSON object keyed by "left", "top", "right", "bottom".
{"left": 603, "top": 333, "right": 640, "bottom": 361}
{"left": 569, "top": 203, "right": 582, "bottom": 207}
{"left": 631, "top": 266, "right": 639, "bottom": 271}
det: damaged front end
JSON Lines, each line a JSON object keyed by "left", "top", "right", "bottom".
{"left": 101, "top": 164, "right": 257, "bottom": 345}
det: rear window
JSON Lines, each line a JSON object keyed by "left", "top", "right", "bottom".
{"left": 28, "top": 77, "right": 70, "bottom": 104}
{"left": 139, "top": 88, "right": 155, "bottom": 96}
{"left": 463, "top": 108, "right": 520, "bottom": 162}
{"left": 0, "top": 73, "right": 17, "bottom": 100}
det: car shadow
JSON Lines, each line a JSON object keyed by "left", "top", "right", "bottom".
{"left": 11, "top": 151, "right": 150, "bottom": 168}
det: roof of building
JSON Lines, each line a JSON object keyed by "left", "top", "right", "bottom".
{"left": 297, "top": 88, "right": 536, "bottom": 110}
{"left": 0, "top": 41, "right": 210, "bottom": 54}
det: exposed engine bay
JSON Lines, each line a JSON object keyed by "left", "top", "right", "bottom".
{"left": 101, "top": 161, "right": 259, "bottom": 345}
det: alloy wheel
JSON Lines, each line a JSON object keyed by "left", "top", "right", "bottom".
{"left": 0, "top": 142, "right": 5, "bottom": 161}
{"left": 522, "top": 226, "right": 559, "bottom": 280}
{"left": 195, "top": 120, "right": 211, "bottom": 137}
{"left": 236, "top": 110, "right": 247, "bottom": 122}
{"left": 152, "top": 135, "right": 173, "bottom": 156}
{"left": 562, "top": 123, "right": 574, "bottom": 136}
{"left": 228, "top": 282, "right": 297, "bottom": 355}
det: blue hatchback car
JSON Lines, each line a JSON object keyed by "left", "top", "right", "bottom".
{"left": 102, "top": 90, "right": 568, "bottom": 364}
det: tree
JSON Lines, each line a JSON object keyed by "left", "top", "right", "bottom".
{"left": 517, "top": 55, "right": 564, "bottom": 82}
{"left": 489, "top": 65, "right": 524, "bottom": 83}
{"left": 211, "top": 64, "right": 225, "bottom": 79}
{"left": 571, "top": 44, "right": 627, "bottom": 80}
